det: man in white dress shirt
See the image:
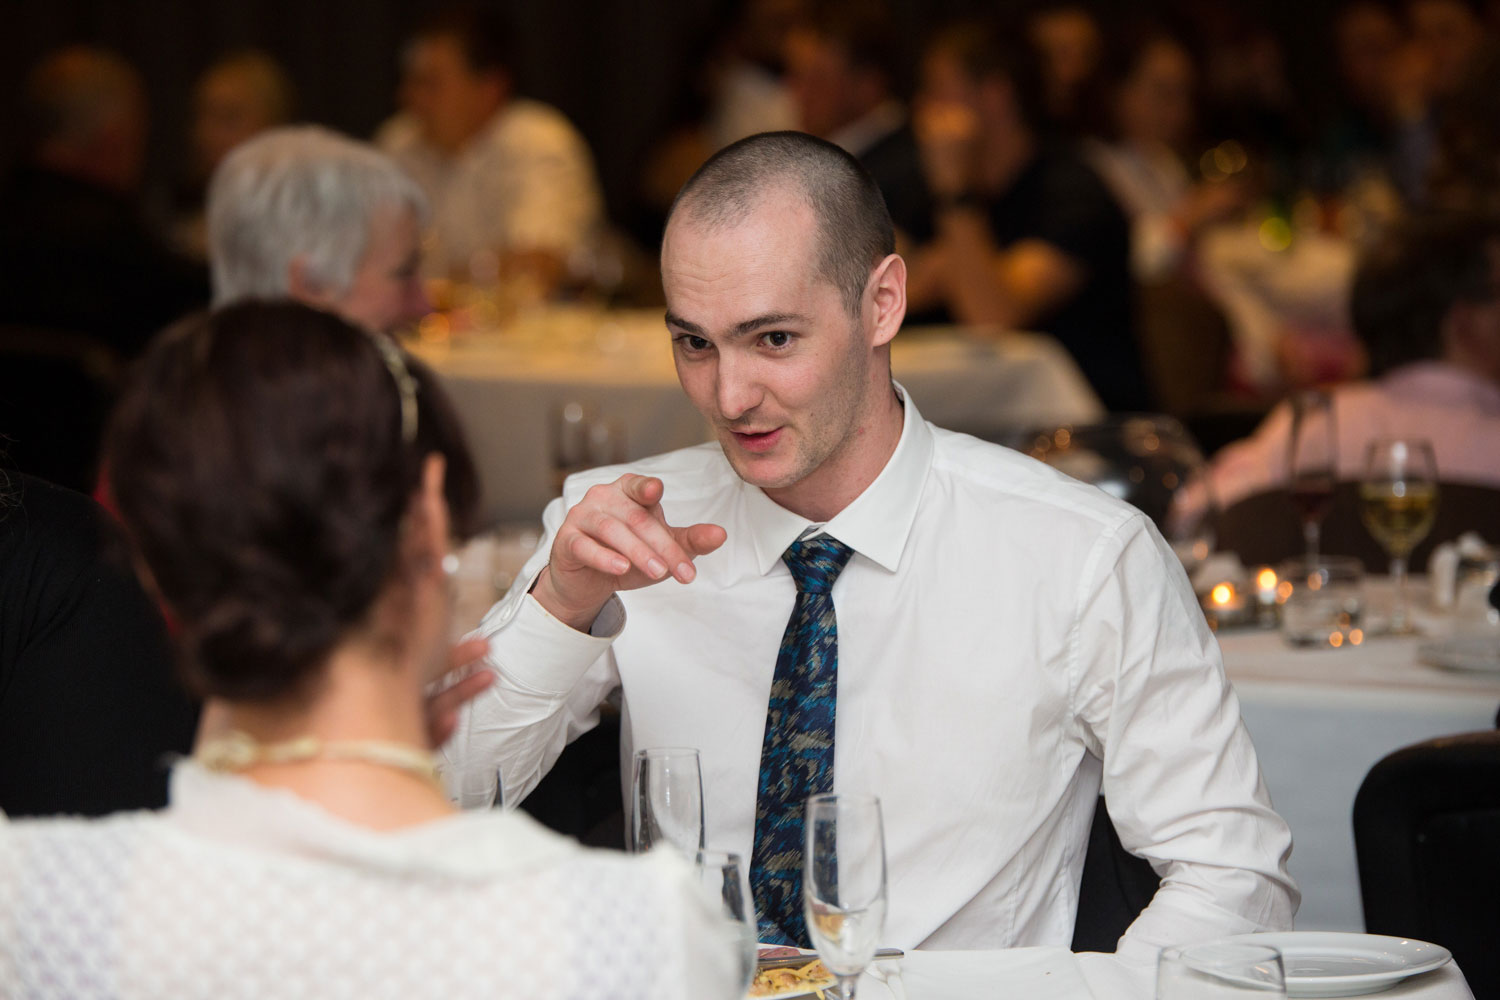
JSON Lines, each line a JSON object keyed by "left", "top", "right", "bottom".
{"left": 449, "top": 131, "right": 1296, "bottom": 957}
{"left": 377, "top": 7, "right": 603, "bottom": 287}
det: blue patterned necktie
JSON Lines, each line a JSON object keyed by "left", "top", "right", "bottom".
{"left": 750, "top": 534, "right": 855, "bottom": 946}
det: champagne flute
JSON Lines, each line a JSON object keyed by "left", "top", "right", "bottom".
{"left": 803, "top": 793, "right": 888, "bottom": 1000}
{"left": 694, "top": 850, "right": 757, "bottom": 994}
{"left": 1157, "top": 941, "right": 1287, "bottom": 998}
{"left": 1287, "top": 390, "right": 1337, "bottom": 563}
{"left": 629, "top": 747, "right": 705, "bottom": 855}
{"left": 1359, "top": 439, "right": 1439, "bottom": 635}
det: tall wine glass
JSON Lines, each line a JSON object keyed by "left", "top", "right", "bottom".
{"left": 1360, "top": 439, "right": 1439, "bottom": 635}
{"left": 803, "top": 793, "right": 887, "bottom": 1000}
{"left": 1157, "top": 941, "right": 1287, "bottom": 998}
{"left": 694, "top": 850, "right": 757, "bottom": 994}
{"left": 1287, "top": 390, "right": 1337, "bottom": 562}
{"left": 629, "top": 747, "right": 705, "bottom": 855}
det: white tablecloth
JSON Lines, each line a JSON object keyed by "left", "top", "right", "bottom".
{"left": 409, "top": 308, "right": 1102, "bottom": 524}
{"left": 1218, "top": 585, "right": 1500, "bottom": 932}
{"left": 836, "top": 947, "right": 1474, "bottom": 998}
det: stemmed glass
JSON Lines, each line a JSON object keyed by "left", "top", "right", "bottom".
{"left": 1287, "top": 390, "right": 1337, "bottom": 563}
{"left": 693, "top": 850, "right": 758, "bottom": 995}
{"left": 1359, "top": 439, "right": 1439, "bottom": 635}
{"left": 629, "top": 747, "right": 705, "bottom": 855}
{"left": 1157, "top": 941, "right": 1287, "bottom": 998}
{"left": 803, "top": 793, "right": 888, "bottom": 1000}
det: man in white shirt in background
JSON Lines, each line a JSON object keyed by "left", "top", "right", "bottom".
{"left": 1208, "top": 213, "right": 1500, "bottom": 511}
{"left": 376, "top": 6, "right": 604, "bottom": 290}
{"left": 450, "top": 131, "right": 1296, "bottom": 957}
{"left": 783, "top": 0, "right": 934, "bottom": 245}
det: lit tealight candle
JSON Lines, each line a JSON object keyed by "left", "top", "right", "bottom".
{"left": 1253, "top": 567, "right": 1280, "bottom": 627}
{"left": 1255, "top": 567, "right": 1279, "bottom": 601}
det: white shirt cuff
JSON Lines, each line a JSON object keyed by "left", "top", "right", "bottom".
{"left": 485, "top": 592, "right": 623, "bottom": 696}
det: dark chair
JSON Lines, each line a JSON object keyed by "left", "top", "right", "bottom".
{"left": 1217, "top": 481, "right": 1500, "bottom": 570}
{"left": 1136, "top": 274, "right": 1233, "bottom": 420}
{"left": 1354, "top": 730, "right": 1500, "bottom": 1000}
{"left": 518, "top": 707, "right": 625, "bottom": 849}
{"left": 1071, "top": 797, "right": 1162, "bottom": 952}
{"left": 0, "top": 326, "right": 120, "bottom": 493}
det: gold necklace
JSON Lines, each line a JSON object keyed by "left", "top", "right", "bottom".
{"left": 195, "top": 730, "right": 445, "bottom": 794}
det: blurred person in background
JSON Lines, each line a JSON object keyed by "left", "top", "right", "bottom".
{"left": 637, "top": 0, "right": 803, "bottom": 245}
{"left": 208, "top": 125, "right": 430, "bottom": 336}
{"left": 0, "top": 46, "right": 207, "bottom": 361}
{"left": 377, "top": 5, "right": 604, "bottom": 293}
{"left": 703, "top": 0, "right": 804, "bottom": 149}
{"left": 1386, "top": 0, "right": 1492, "bottom": 203}
{"left": 1407, "top": 0, "right": 1489, "bottom": 97}
{"left": 1314, "top": 0, "right": 1409, "bottom": 197}
{"left": 166, "top": 50, "right": 297, "bottom": 260}
{"left": 0, "top": 302, "right": 739, "bottom": 998}
{"left": 1086, "top": 25, "right": 1250, "bottom": 283}
{"left": 1424, "top": 44, "right": 1500, "bottom": 212}
{"left": 907, "top": 20, "right": 1150, "bottom": 412}
{"left": 1209, "top": 213, "right": 1500, "bottom": 511}
{"left": 1188, "top": 6, "right": 1305, "bottom": 171}
{"left": 784, "top": 0, "right": 933, "bottom": 244}
{"left": 1026, "top": 2, "right": 1105, "bottom": 139}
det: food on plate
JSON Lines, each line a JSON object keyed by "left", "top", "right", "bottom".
{"left": 749, "top": 958, "right": 837, "bottom": 998}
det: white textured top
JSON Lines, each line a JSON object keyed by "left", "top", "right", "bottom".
{"left": 0, "top": 763, "right": 739, "bottom": 999}
{"left": 448, "top": 389, "right": 1298, "bottom": 959}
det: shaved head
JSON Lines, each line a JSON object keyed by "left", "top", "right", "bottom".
{"left": 667, "top": 131, "right": 894, "bottom": 316}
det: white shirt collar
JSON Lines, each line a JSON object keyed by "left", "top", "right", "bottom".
{"left": 740, "top": 381, "right": 933, "bottom": 577}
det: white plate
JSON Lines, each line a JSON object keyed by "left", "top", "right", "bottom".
{"left": 1419, "top": 636, "right": 1500, "bottom": 673}
{"left": 1221, "top": 932, "right": 1451, "bottom": 997}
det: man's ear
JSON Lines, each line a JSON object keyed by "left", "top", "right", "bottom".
{"left": 865, "top": 253, "right": 908, "bottom": 349}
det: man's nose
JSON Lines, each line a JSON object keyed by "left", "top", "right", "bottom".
{"left": 715, "top": 355, "right": 763, "bottom": 421}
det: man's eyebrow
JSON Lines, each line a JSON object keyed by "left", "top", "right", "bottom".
{"left": 664, "top": 311, "right": 809, "bottom": 338}
{"left": 664, "top": 311, "right": 704, "bottom": 335}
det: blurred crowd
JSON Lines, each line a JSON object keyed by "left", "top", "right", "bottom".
{"left": 5, "top": 0, "right": 1500, "bottom": 488}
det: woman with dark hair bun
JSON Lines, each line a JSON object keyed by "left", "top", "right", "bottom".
{"left": 0, "top": 302, "right": 738, "bottom": 998}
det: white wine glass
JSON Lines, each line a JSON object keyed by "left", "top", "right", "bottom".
{"left": 694, "top": 850, "right": 757, "bottom": 994}
{"left": 629, "top": 747, "right": 705, "bottom": 855}
{"left": 1359, "top": 438, "right": 1439, "bottom": 635}
{"left": 1287, "top": 390, "right": 1337, "bottom": 563}
{"left": 803, "top": 793, "right": 887, "bottom": 1000}
{"left": 1157, "top": 941, "right": 1287, "bottom": 998}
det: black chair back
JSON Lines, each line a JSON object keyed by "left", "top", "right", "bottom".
{"left": 1071, "top": 796, "right": 1162, "bottom": 952}
{"left": 1354, "top": 730, "right": 1500, "bottom": 1000}
{"left": 1217, "top": 482, "right": 1500, "bottom": 570}
{"left": 0, "top": 326, "right": 120, "bottom": 493}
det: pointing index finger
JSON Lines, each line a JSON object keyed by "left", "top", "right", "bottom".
{"left": 618, "top": 473, "right": 665, "bottom": 508}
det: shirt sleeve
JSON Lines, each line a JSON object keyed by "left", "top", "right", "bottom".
{"left": 1070, "top": 512, "right": 1299, "bottom": 961}
{"left": 439, "top": 494, "right": 624, "bottom": 810}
